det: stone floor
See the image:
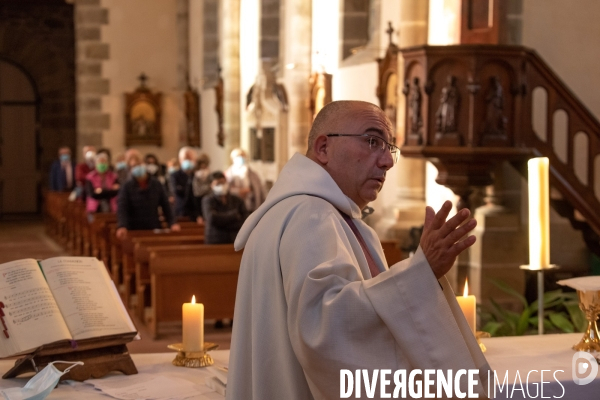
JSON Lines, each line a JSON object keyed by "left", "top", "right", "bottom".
{"left": 0, "top": 219, "right": 232, "bottom": 354}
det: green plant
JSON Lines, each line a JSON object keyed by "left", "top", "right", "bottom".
{"left": 478, "top": 279, "right": 587, "bottom": 337}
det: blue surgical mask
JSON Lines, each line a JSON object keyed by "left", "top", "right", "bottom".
{"left": 233, "top": 156, "right": 246, "bottom": 167}
{"left": 131, "top": 164, "right": 147, "bottom": 179}
{"left": 116, "top": 161, "right": 127, "bottom": 171}
{"left": 59, "top": 154, "right": 70, "bottom": 163}
{"left": 0, "top": 361, "right": 83, "bottom": 400}
{"left": 181, "top": 159, "right": 194, "bottom": 171}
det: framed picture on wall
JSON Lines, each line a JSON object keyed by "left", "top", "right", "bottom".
{"left": 125, "top": 74, "right": 162, "bottom": 146}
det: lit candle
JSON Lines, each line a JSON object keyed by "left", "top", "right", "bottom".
{"left": 457, "top": 279, "right": 476, "bottom": 335}
{"left": 182, "top": 295, "right": 204, "bottom": 352}
{"left": 528, "top": 157, "right": 550, "bottom": 269}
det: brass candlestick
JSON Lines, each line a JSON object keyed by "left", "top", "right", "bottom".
{"left": 168, "top": 342, "right": 219, "bottom": 368}
{"left": 572, "top": 289, "right": 600, "bottom": 352}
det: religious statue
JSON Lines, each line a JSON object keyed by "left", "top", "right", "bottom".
{"left": 435, "top": 75, "right": 459, "bottom": 133}
{"left": 403, "top": 77, "right": 423, "bottom": 137}
{"left": 482, "top": 76, "right": 507, "bottom": 137}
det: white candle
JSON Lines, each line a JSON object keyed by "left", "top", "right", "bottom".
{"left": 182, "top": 295, "right": 204, "bottom": 352}
{"left": 528, "top": 157, "right": 550, "bottom": 270}
{"left": 457, "top": 279, "right": 476, "bottom": 335}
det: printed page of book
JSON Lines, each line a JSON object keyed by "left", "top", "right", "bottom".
{"left": 40, "top": 257, "right": 136, "bottom": 341}
{"left": 0, "top": 259, "right": 71, "bottom": 357}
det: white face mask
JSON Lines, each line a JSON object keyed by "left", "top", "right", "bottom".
{"left": 146, "top": 164, "right": 159, "bottom": 175}
{"left": 0, "top": 361, "right": 83, "bottom": 400}
{"left": 212, "top": 183, "right": 229, "bottom": 196}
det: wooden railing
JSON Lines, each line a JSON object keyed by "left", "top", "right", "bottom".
{"left": 400, "top": 45, "right": 600, "bottom": 239}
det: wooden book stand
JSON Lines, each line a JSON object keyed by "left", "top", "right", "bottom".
{"left": 2, "top": 333, "right": 138, "bottom": 381}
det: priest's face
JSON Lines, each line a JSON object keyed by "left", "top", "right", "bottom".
{"left": 324, "top": 104, "right": 395, "bottom": 209}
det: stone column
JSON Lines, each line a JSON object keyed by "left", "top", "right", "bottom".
{"left": 388, "top": 0, "right": 428, "bottom": 255}
{"left": 221, "top": 0, "right": 242, "bottom": 159}
{"left": 176, "top": 0, "right": 189, "bottom": 145}
{"left": 280, "top": 0, "right": 312, "bottom": 161}
{"left": 74, "top": 0, "right": 110, "bottom": 159}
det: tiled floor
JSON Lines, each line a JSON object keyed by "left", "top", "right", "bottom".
{"left": 0, "top": 219, "right": 232, "bottom": 354}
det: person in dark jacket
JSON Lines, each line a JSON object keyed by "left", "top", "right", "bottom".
{"left": 202, "top": 171, "right": 248, "bottom": 244}
{"left": 49, "top": 146, "right": 76, "bottom": 191}
{"left": 116, "top": 150, "right": 180, "bottom": 239}
{"left": 170, "top": 146, "right": 202, "bottom": 222}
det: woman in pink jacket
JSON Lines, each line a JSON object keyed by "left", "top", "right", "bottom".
{"left": 85, "top": 151, "right": 119, "bottom": 216}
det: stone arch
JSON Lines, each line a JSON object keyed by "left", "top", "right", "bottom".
{"left": 0, "top": 0, "right": 76, "bottom": 193}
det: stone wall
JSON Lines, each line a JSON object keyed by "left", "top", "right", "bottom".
{"left": 74, "top": 0, "right": 109, "bottom": 159}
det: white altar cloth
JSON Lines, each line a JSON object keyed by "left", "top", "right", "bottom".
{"left": 0, "top": 333, "right": 598, "bottom": 399}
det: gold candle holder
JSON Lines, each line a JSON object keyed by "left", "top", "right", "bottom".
{"left": 572, "top": 289, "right": 600, "bottom": 352}
{"left": 168, "top": 342, "right": 219, "bottom": 368}
{"left": 476, "top": 331, "right": 490, "bottom": 353}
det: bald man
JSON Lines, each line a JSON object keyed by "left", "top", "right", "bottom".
{"left": 227, "top": 101, "right": 490, "bottom": 399}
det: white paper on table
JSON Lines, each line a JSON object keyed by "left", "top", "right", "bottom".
{"left": 557, "top": 276, "right": 600, "bottom": 291}
{"left": 89, "top": 375, "right": 211, "bottom": 400}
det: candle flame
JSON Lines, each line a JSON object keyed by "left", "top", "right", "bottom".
{"left": 463, "top": 279, "right": 469, "bottom": 297}
{"left": 191, "top": 295, "right": 196, "bottom": 304}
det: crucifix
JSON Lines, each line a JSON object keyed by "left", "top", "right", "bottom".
{"left": 386, "top": 21, "right": 395, "bottom": 45}
{"left": 138, "top": 73, "right": 148, "bottom": 88}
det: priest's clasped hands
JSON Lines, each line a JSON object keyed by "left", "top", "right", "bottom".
{"left": 420, "top": 200, "right": 477, "bottom": 279}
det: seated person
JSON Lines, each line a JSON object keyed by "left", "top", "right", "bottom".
{"left": 84, "top": 152, "right": 119, "bottom": 214}
{"left": 116, "top": 150, "right": 180, "bottom": 239}
{"left": 202, "top": 171, "right": 248, "bottom": 244}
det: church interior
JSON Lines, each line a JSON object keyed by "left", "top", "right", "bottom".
{"left": 1, "top": 0, "right": 600, "bottom": 395}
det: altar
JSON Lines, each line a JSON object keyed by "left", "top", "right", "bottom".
{"left": 0, "top": 333, "right": 597, "bottom": 399}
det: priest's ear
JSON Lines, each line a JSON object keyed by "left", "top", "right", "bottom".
{"left": 310, "top": 134, "right": 330, "bottom": 165}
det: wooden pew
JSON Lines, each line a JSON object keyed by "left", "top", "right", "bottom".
{"left": 89, "top": 213, "right": 117, "bottom": 261}
{"left": 118, "top": 228, "right": 205, "bottom": 308}
{"left": 132, "top": 236, "right": 205, "bottom": 320}
{"left": 381, "top": 240, "right": 403, "bottom": 266}
{"left": 43, "top": 191, "right": 70, "bottom": 241}
{"left": 148, "top": 245, "right": 242, "bottom": 338}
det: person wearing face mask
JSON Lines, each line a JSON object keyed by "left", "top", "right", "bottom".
{"left": 116, "top": 150, "right": 180, "bottom": 239}
{"left": 114, "top": 153, "right": 129, "bottom": 185}
{"left": 75, "top": 145, "right": 97, "bottom": 192}
{"left": 192, "top": 153, "right": 212, "bottom": 221}
{"left": 84, "top": 152, "right": 119, "bottom": 215}
{"left": 201, "top": 171, "right": 248, "bottom": 245}
{"left": 170, "top": 146, "right": 202, "bottom": 223}
{"left": 49, "top": 146, "right": 76, "bottom": 191}
{"left": 224, "top": 148, "right": 266, "bottom": 213}
{"left": 144, "top": 153, "right": 169, "bottom": 196}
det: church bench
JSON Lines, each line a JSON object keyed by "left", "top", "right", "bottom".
{"left": 133, "top": 237, "right": 206, "bottom": 320}
{"left": 43, "top": 191, "right": 70, "bottom": 241}
{"left": 118, "top": 228, "right": 205, "bottom": 307}
{"left": 89, "top": 213, "right": 117, "bottom": 261}
{"left": 148, "top": 245, "right": 242, "bottom": 338}
{"left": 380, "top": 239, "right": 403, "bottom": 266}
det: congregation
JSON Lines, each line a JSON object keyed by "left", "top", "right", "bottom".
{"left": 48, "top": 145, "right": 265, "bottom": 246}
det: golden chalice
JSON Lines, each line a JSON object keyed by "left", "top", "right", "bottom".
{"left": 572, "top": 289, "right": 600, "bottom": 352}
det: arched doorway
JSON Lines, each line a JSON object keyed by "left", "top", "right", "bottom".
{"left": 0, "top": 60, "right": 40, "bottom": 216}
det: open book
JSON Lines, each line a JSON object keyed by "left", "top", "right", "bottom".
{"left": 0, "top": 257, "right": 137, "bottom": 358}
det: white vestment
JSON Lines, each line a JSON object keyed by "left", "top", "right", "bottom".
{"left": 227, "top": 153, "right": 490, "bottom": 400}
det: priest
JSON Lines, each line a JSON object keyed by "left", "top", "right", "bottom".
{"left": 227, "top": 100, "right": 490, "bottom": 399}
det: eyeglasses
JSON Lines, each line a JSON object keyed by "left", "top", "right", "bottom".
{"left": 326, "top": 133, "right": 400, "bottom": 164}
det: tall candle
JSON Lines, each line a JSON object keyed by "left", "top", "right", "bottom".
{"left": 528, "top": 157, "right": 550, "bottom": 270}
{"left": 182, "top": 295, "right": 204, "bottom": 352}
{"left": 457, "top": 279, "right": 476, "bottom": 335}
